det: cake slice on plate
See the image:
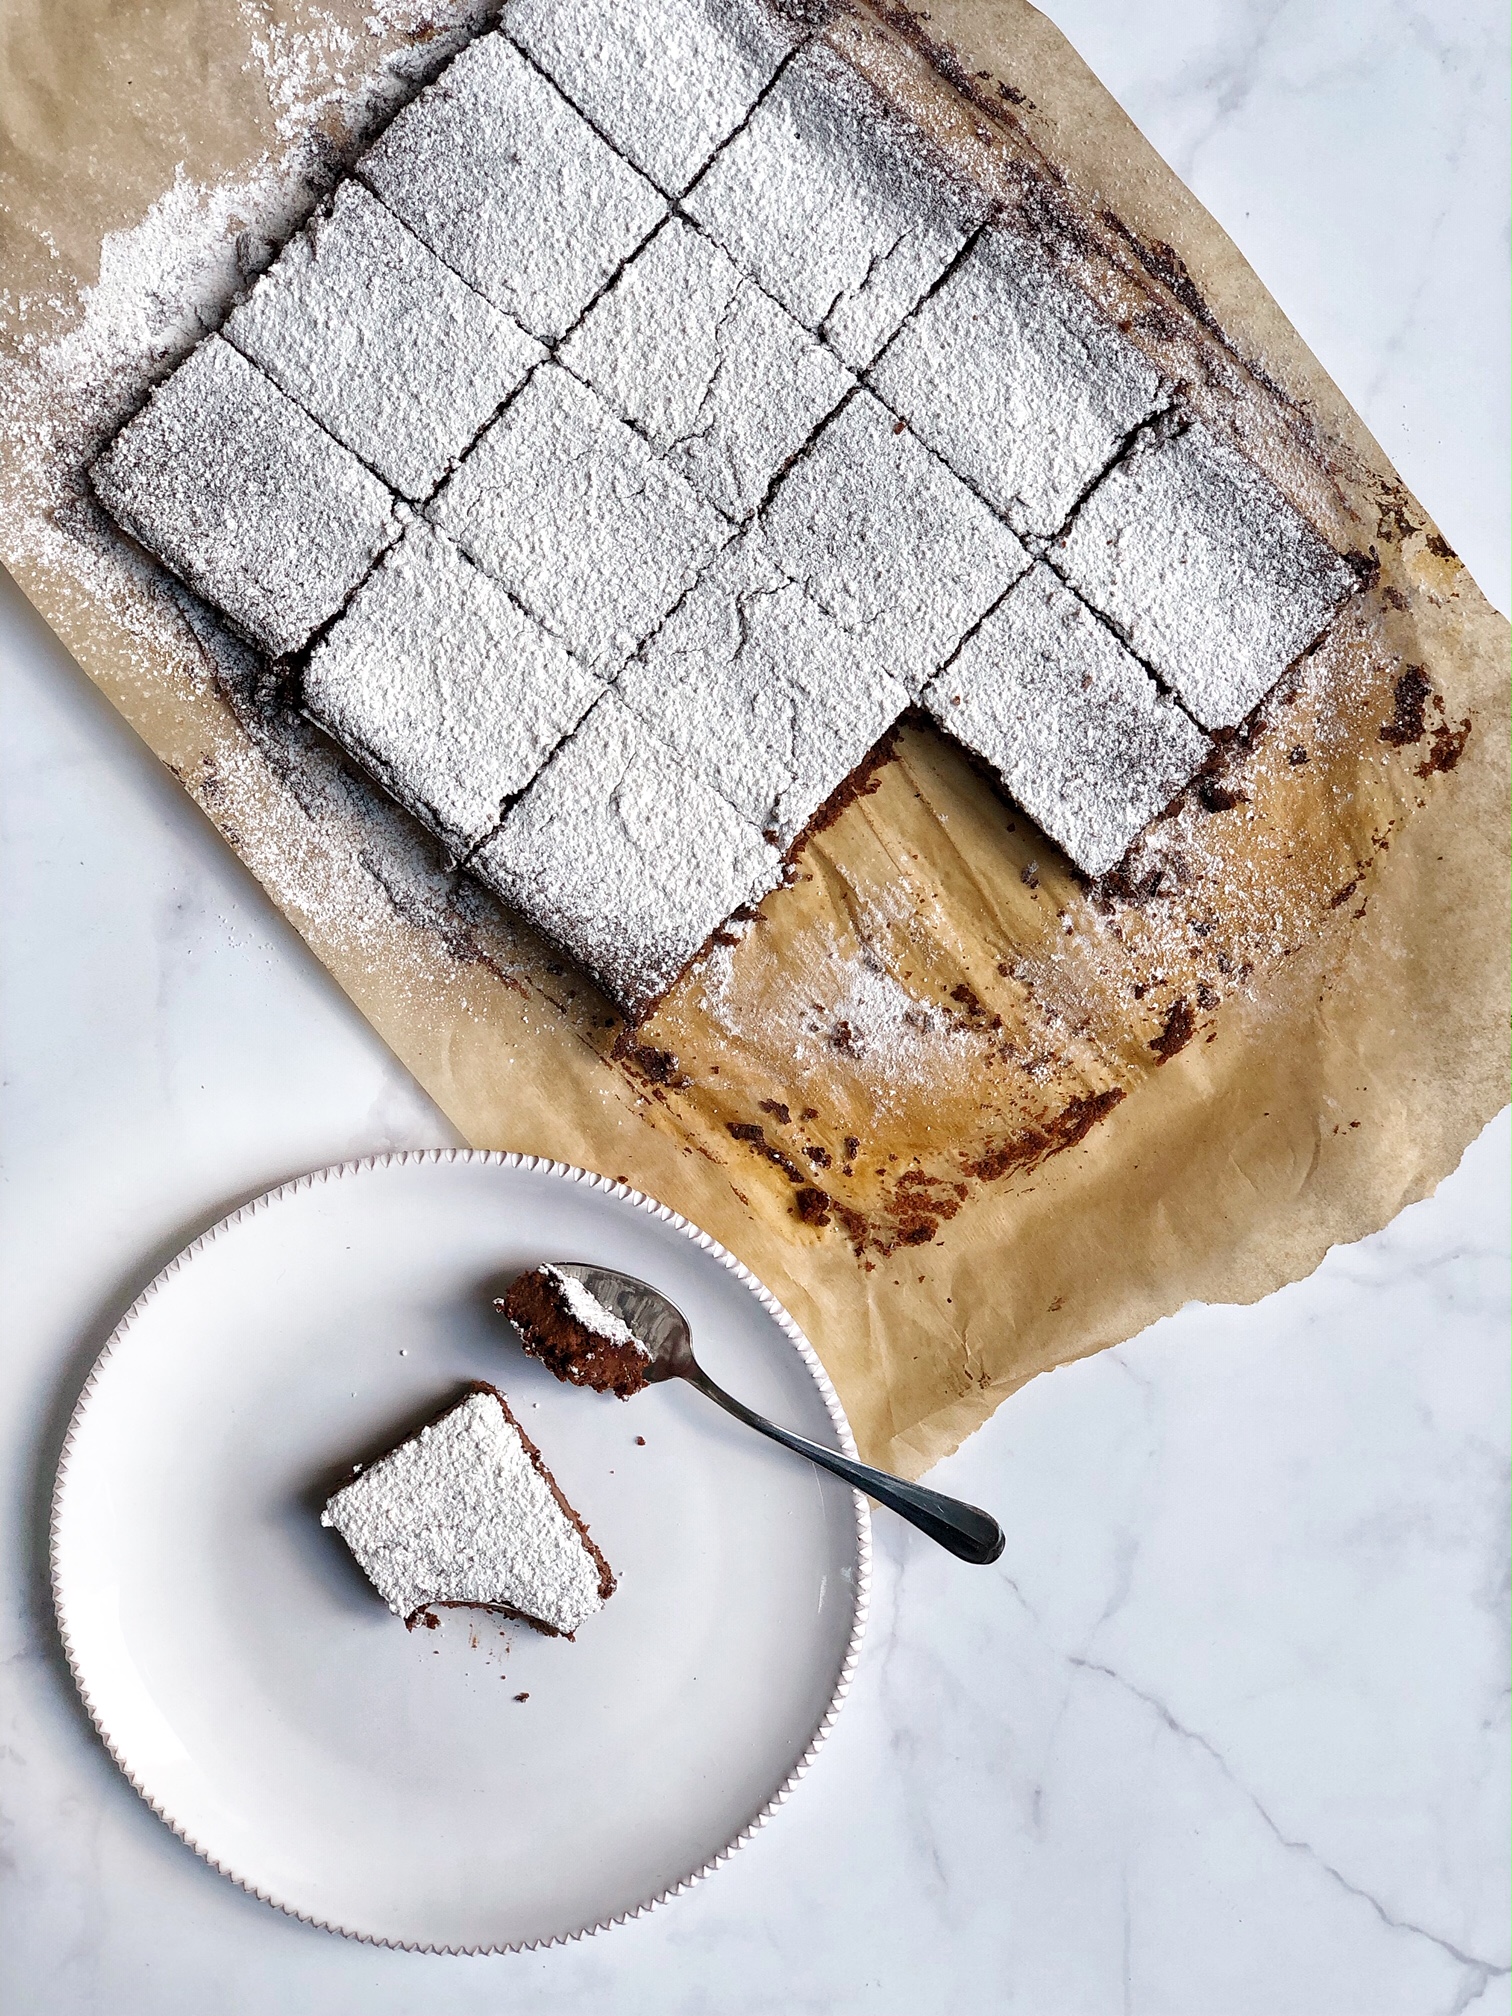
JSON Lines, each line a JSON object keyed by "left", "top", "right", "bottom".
{"left": 321, "top": 1383, "right": 614, "bottom": 1636}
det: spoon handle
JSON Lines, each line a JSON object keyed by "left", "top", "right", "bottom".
{"left": 681, "top": 1362, "right": 1004, "bottom": 1565}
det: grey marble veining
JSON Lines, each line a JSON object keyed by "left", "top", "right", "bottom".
{"left": 1, "top": 2, "right": 1506, "bottom": 2011}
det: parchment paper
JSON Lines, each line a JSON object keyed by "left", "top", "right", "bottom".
{"left": 2, "top": 0, "right": 1506, "bottom": 1475}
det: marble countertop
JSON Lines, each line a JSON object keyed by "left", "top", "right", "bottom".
{"left": 2, "top": 3, "right": 1506, "bottom": 2010}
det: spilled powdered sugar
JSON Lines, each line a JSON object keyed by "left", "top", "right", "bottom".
{"left": 544, "top": 1266, "right": 646, "bottom": 1353}
{"left": 0, "top": 1, "right": 523, "bottom": 982}
{"left": 698, "top": 925, "right": 980, "bottom": 1103}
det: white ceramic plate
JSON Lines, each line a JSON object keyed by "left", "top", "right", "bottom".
{"left": 51, "top": 1152, "right": 870, "bottom": 1951}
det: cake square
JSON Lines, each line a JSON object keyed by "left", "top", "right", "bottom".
{"left": 431, "top": 362, "right": 731, "bottom": 676}
{"left": 506, "top": 0, "right": 800, "bottom": 195}
{"left": 303, "top": 521, "right": 602, "bottom": 859}
{"left": 472, "top": 691, "right": 782, "bottom": 1014}
{"left": 615, "top": 531, "right": 908, "bottom": 845}
{"left": 89, "top": 335, "right": 398, "bottom": 657}
{"left": 560, "top": 217, "right": 852, "bottom": 521}
{"left": 760, "top": 389, "right": 1031, "bottom": 693}
{"left": 922, "top": 564, "right": 1212, "bottom": 877}
{"left": 1052, "top": 418, "right": 1359, "bottom": 730}
{"left": 869, "top": 226, "right": 1170, "bottom": 539}
{"left": 357, "top": 31, "right": 665, "bottom": 343}
{"left": 684, "top": 40, "right": 981, "bottom": 366}
{"left": 224, "top": 180, "right": 543, "bottom": 503}
{"left": 321, "top": 1383, "right": 615, "bottom": 1636}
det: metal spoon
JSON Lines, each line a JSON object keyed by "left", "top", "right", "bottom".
{"left": 518, "top": 1263, "right": 1004, "bottom": 1566}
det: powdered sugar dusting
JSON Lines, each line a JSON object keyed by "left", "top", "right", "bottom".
{"left": 544, "top": 1267, "right": 646, "bottom": 1353}
{"left": 699, "top": 928, "right": 980, "bottom": 1104}
{"left": 321, "top": 1387, "right": 611, "bottom": 1633}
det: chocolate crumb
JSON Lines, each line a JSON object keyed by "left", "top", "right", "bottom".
{"left": 1195, "top": 773, "right": 1246, "bottom": 813}
{"left": 1416, "top": 717, "right": 1471, "bottom": 777}
{"left": 1379, "top": 666, "right": 1432, "bottom": 747}
{"left": 514, "top": 1691, "right": 529, "bottom": 1703}
{"left": 634, "top": 1435, "right": 645, "bottom": 1446}
{"left": 1150, "top": 998, "right": 1195, "bottom": 1062}
{"left": 794, "top": 1186, "right": 832, "bottom": 1226}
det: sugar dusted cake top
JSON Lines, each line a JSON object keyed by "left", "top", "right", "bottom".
{"left": 358, "top": 32, "right": 665, "bottom": 345}
{"left": 224, "top": 180, "right": 543, "bottom": 502}
{"left": 321, "top": 1385, "right": 614, "bottom": 1636}
{"left": 473, "top": 691, "right": 782, "bottom": 1017}
{"left": 923, "top": 564, "right": 1213, "bottom": 877}
{"left": 90, "top": 336, "right": 398, "bottom": 657}
{"left": 304, "top": 520, "right": 602, "bottom": 860}
{"left": 1054, "top": 417, "right": 1360, "bottom": 731}
{"left": 89, "top": 5, "right": 1360, "bottom": 1015}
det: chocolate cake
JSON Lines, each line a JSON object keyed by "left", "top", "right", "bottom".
{"left": 321, "top": 1382, "right": 615, "bottom": 1636}
{"left": 868, "top": 226, "right": 1169, "bottom": 538}
{"left": 683, "top": 37, "right": 983, "bottom": 366}
{"left": 922, "top": 564, "right": 1212, "bottom": 876}
{"left": 356, "top": 30, "right": 664, "bottom": 344}
{"left": 1053, "top": 414, "right": 1359, "bottom": 730}
{"left": 615, "top": 529, "right": 908, "bottom": 845}
{"left": 503, "top": 1265, "right": 653, "bottom": 1398}
{"left": 88, "top": 0, "right": 1362, "bottom": 1021}
{"left": 560, "top": 215, "right": 852, "bottom": 520}
{"left": 760, "top": 387, "right": 1030, "bottom": 696}
{"left": 508, "top": 0, "right": 800, "bottom": 196}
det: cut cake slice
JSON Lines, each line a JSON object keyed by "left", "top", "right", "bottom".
{"left": 684, "top": 39, "right": 982, "bottom": 367}
{"left": 560, "top": 214, "right": 852, "bottom": 521}
{"left": 506, "top": 0, "right": 801, "bottom": 195}
{"left": 358, "top": 31, "right": 664, "bottom": 344}
{"left": 760, "top": 388, "right": 1030, "bottom": 694}
{"left": 89, "top": 335, "right": 398, "bottom": 657}
{"left": 615, "top": 529, "right": 908, "bottom": 847}
{"left": 1053, "top": 416, "right": 1359, "bottom": 730}
{"left": 472, "top": 690, "right": 782, "bottom": 1017}
{"left": 304, "top": 520, "right": 602, "bottom": 860}
{"left": 868, "top": 225, "right": 1170, "bottom": 539}
{"left": 321, "top": 1382, "right": 615, "bottom": 1636}
{"left": 503, "top": 1265, "right": 653, "bottom": 1398}
{"left": 431, "top": 362, "right": 730, "bottom": 677}
{"left": 921, "top": 563, "right": 1212, "bottom": 877}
